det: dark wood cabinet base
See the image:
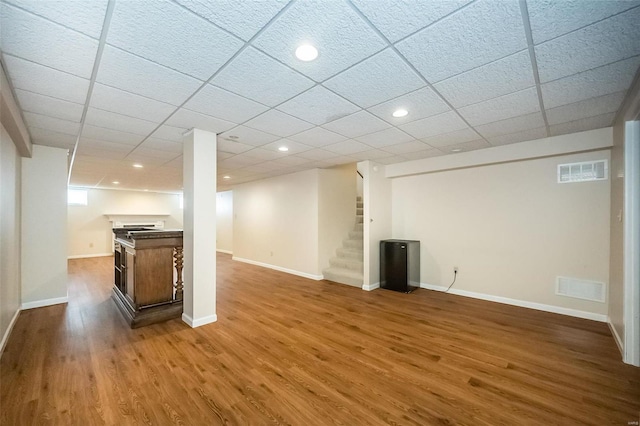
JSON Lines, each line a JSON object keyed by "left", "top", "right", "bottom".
{"left": 111, "top": 287, "right": 183, "bottom": 328}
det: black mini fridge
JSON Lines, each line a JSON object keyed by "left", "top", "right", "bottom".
{"left": 380, "top": 239, "right": 420, "bottom": 293}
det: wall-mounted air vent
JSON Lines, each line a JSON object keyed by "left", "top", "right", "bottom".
{"left": 556, "top": 276, "right": 606, "bottom": 303}
{"left": 557, "top": 160, "right": 608, "bottom": 183}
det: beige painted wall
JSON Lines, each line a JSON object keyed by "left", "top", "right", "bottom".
{"left": 233, "top": 169, "right": 320, "bottom": 278}
{"left": 610, "top": 121, "right": 625, "bottom": 339}
{"left": 0, "top": 124, "right": 22, "bottom": 350}
{"left": 392, "top": 150, "right": 611, "bottom": 316}
{"left": 21, "top": 145, "right": 68, "bottom": 307}
{"left": 67, "top": 188, "right": 183, "bottom": 257}
{"left": 216, "top": 190, "right": 233, "bottom": 253}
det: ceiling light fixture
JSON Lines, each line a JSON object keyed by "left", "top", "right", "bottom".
{"left": 112, "top": 181, "right": 119, "bottom": 184}
{"left": 451, "top": 148, "right": 462, "bottom": 153}
{"left": 133, "top": 164, "right": 143, "bottom": 168}
{"left": 223, "top": 175, "right": 231, "bottom": 180}
{"left": 278, "top": 146, "right": 289, "bottom": 152}
{"left": 392, "top": 109, "right": 408, "bottom": 118}
{"left": 295, "top": 44, "right": 318, "bottom": 61}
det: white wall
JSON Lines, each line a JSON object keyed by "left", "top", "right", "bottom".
{"left": 0, "top": 124, "right": 22, "bottom": 352}
{"left": 67, "top": 188, "right": 183, "bottom": 258}
{"left": 233, "top": 169, "right": 321, "bottom": 279}
{"left": 216, "top": 190, "right": 233, "bottom": 254}
{"left": 392, "top": 149, "right": 611, "bottom": 318}
{"left": 21, "top": 145, "right": 68, "bottom": 309}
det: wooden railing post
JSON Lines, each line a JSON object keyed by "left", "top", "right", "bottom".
{"left": 174, "top": 246, "right": 184, "bottom": 301}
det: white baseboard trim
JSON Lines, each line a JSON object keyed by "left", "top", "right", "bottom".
{"left": 182, "top": 313, "right": 217, "bottom": 328}
{"left": 362, "top": 282, "right": 380, "bottom": 291}
{"left": 607, "top": 316, "right": 624, "bottom": 356}
{"left": 216, "top": 249, "right": 233, "bottom": 255}
{"left": 0, "top": 308, "right": 21, "bottom": 355}
{"left": 232, "top": 256, "right": 324, "bottom": 281}
{"left": 68, "top": 253, "right": 113, "bottom": 259}
{"left": 21, "top": 296, "right": 69, "bottom": 310}
{"left": 419, "top": 283, "right": 608, "bottom": 322}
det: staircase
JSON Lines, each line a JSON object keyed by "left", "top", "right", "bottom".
{"left": 323, "top": 196, "right": 364, "bottom": 288}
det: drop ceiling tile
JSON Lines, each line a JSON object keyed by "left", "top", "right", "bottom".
{"left": 90, "top": 83, "right": 176, "bottom": 122}
{"left": 352, "top": 0, "right": 472, "bottom": 43}
{"left": 381, "top": 140, "right": 432, "bottom": 155}
{"left": 82, "top": 125, "right": 144, "bottom": 145}
{"left": 434, "top": 50, "right": 535, "bottom": 108}
{"left": 85, "top": 108, "right": 158, "bottom": 136}
{"left": 108, "top": 0, "right": 243, "bottom": 80}
{"left": 294, "top": 148, "right": 340, "bottom": 161}
{"left": 6, "top": 0, "right": 108, "bottom": 39}
{"left": 527, "top": 0, "right": 640, "bottom": 44}
{"left": 184, "top": 84, "right": 268, "bottom": 124}
{"left": 126, "top": 152, "right": 181, "bottom": 166}
{"left": 174, "top": 0, "right": 287, "bottom": 41}
{"left": 260, "top": 139, "right": 312, "bottom": 154}
{"left": 164, "top": 156, "right": 184, "bottom": 169}
{"left": 399, "top": 111, "right": 468, "bottom": 139}
{"left": 29, "top": 128, "right": 77, "bottom": 149}
{"left": 151, "top": 125, "right": 189, "bottom": 142}
{"left": 458, "top": 87, "right": 540, "bottom": 126}
{"left": 535, "top": 7, "right": 640, "bottom": 83}
{"left": 323, "top": 139, "right": 371, "bottom": 155}
{"left": 546, "top": 91, "right": 626, "bottom": 125}
{"left": 319, "top": 155, "right": 360, "bottom": 166}
{"left": 276, "top": 85, "right": 361, "bottom": 125}
{"left": 324, "top": 49, "right": 425, "bottom": 108}
{"left": 76, "top": 141, "right": 130, "bottom": 159}
{"left": 396, "top": 0, "right": 527, "bottom": 82}
{"left": 288, "top": 126, "right": 348, "bottom": 147}
{"left": 23, "top": 112, "right": 80, "bottom": 136}
{"left": 541, "top": 56, "right": 640, "bottom": 108}
{"left": 322, "top": 111, "right": 390, "bottom": 138}
{"left": 96, "top": 45, "right": 202, "bottom": 106}
{"left": 1, "top": 4, "right": 99, "bottom": 78}
{"left": 350, "top": 149, "right": 396, "bottom": 161}
{"left": 403, "top": 149, "right": 444, "bottom": 160}
{"left": 375, "top": 155, "right": 411, "bottom": 165}
{"left": 356, "top": 127, "right": 415, "bottom": 148}
{"left": 212, "top": 47, "right": 314, "bottom": 106}
{"left": 3, "top": 54, "right": 89, "bottom": 104}
{"left": 474, "top": 112, "right": 545, "bottom": 138}
{"left": 125, "top": 147, "right": 180, "bottom": 161}
{"left": 139, "top": 138, "right": 183, "bottom": 154}
{"left": 244, "top": 110, "right": 314, "bottom": 137}
{"left": 266, "top": 156, "right": 310, "bottom": 167}
{"left": 487, "top": 127, "right": 548, "bottom": 146}
{"left": 549, "top": 112, "right": 616, "bottom": 137}
{"left": 240, "top": 148, "right": 282, "bottom": 161}
{"left": 217, "top": 139, "right": 255, "bottom": 154}
{"left": 439, "top": 139, "right": 491, "bottom": 153}
{"left": 219, "top": 155, "right": 263, "bottom": 168}
{"left": 367, "top": 87, "right": 450, "bottom": 125}
{"left": 165, "top": 109, "right": 236, "bottom": 134}
{"left": 252, "top": 0, "right": 387, "bottom": 82}
{"left": 15, "top": 89, "right": 83, "bottom": 122}
{"left": 219, "top": 125, "right": 280, "bottom": 146}
{"left": 420, "top": 127, "right": 482, "bottom": 147}
{"left": 217, "top": 152, "right": 234, "bottom": 161}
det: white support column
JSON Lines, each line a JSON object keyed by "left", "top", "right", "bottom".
{"left": 182, "top": 129, "right": 217, "bottom": 327}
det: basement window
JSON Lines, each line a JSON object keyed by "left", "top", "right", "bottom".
{"left": 557, "top": 160, "right": 608, "bottom": 183}
{"left": 68, "top": 189, "right": 88, "bottom": 206}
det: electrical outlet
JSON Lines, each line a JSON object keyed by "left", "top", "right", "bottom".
{"left": 454, "top": 266, "right": 458, "bottom": 273}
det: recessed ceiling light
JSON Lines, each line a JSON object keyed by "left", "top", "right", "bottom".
{"left": 144, "top": 189, "right": 149, "bottom": 192}
{"left": 451, "top": 148, "right": 462, "bottom": 153}
{"left": 112, "top": 181, "right": 119, "bottom": 184}
{"left": 223, "top": 175, "right": 231, "bottom": 180}
{"left": 392, "top": 109, "right": 408, "bottom": 118}
{"left": 278, "top": 146, "right": 289, "bottom": 152}
{"left": 295, "top": 44, "right": 318, "bottom": 61}
{"left": 133, "top": 164, "right": 143, "bottom": 168}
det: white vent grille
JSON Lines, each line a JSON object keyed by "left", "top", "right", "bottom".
{"left": 557, "top": 160, "right": 608, "bottom": 183}
{"left": 556, "top": 276, "right": 606, "bottom": 303}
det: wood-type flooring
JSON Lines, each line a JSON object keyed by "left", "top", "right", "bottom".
{"left": 1, "top": 254, "right": 639, "bottom": 425}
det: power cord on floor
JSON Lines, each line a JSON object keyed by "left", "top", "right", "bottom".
{"left": 443, "top": 270, "right": 457, "bottom": 293}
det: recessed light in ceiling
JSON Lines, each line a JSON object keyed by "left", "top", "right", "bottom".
{"left": 223, "top": 175, "right": 231, "bottom": 180}
{"left": 451, "top": 148, "right": 462, "bottom": 153}
{"left": 392, "top": 109, "right": 408, "bottom": 118}
{"left": 133, "top": 164, "right": 143, "bottom": 168}
{"left": 295, "top": 44, "right": 318, "bottom": 61}
{"left": 112, "top": 181, "right": 119, "bottom": 184}
{"left": 278, "top": 146, "right": 289, "bottom": 152}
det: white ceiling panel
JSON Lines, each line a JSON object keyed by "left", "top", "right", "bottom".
{"left": 3, "top": 54, "right": 89, "bottom": 103}
{"left": 367, "top": 87, "right": 450, "bottom": 125}
{"left": 549, "top": 112, "right": 616, "bottom": 137}
{"left": 260, "top": 139, "right": 312, "bottom": 154}
{"left": 458, "top": 87, "right": 540, "bottom": 126}
{"left": 126, "top": 151, "right": 181, "bottom": 166}
{"left": 138, "top": 138, "right": 183, "bottom": 154}
{"left": 219, "top": 155, "right": 264, "bottom": 169}
{"left": 350, "top": 149, "right": 396, "bottom": 160}
{"left": 402, "top": 149, "right": 444, "bottom": 160}
{"left": 1, "top": 4, "right": 98, "bottom": 78}
{"left": 96, "top": 46, "right": 203, "bottom": 106}
{"left": 351, "top": 0, "right": 472, "bottom": 43}
{"left": 90, "top": 83, "right": 176, "bottom": 122}
{"left": 535, "top": 7, "right": 640, "bottom": 83}
{"left": 294, "top": 148, "right": 340, "bottom": 161}
{"left": 219, "top": 125, "right": 280, "bottom": 146}
{"left": 76, "top": 141, "right": 130, "bottom": 159}
{"left": 15, "top": 89, "right": 83, "bottom": 122}
{"left": 323, "top": 49, "right": 425, "bottom": 108}
{"left": 322, "top": 111, "right": 390, "bottom": 138}
{"left": 5, "top": 0, "right": 108, "bottom": 39}
{"left": 546, "top": 91, "right": 626, "bottom": 125}
{"left": 276, "top": 85, "right": 360, "bottom": 125}
{"left": 287, "top": 126, "right": 347, "bottom": 147}
{"left": 266, "top": 156, "right": 310, "bottom": 167}
{"left": 527, "top": 0, "right": 640, "bottom": 44}
{"left": 28, "top": 127, "right": 76, "bottom": 149}
{"left": 399, "top": 110, "right": 468, "bottom": 139}
{"left": 85, "top": 108, "right": 158, "bottom": 136}
{"left": 323, "top": 139, "right": 371, "bottom": 155}
{"left": 82, "top": 124, "right": 144, "bottom": 145}
{"left": 356, "top": 127, "right": 414, "bottom": 149}
{"left": 184, "top": 84, "right": 268, "bottom": 124}
{"left": 441, "top": 139, "right": 491, "bottom": 153}
{"left": 151, "top": 125, "right": 189, "bottom": 142}
{"left": 240, "top": 148, "right": 282, "bottom": 161}
{"left": 244, "top": 110, "right": 314, "bottom": 137}
{"left": 212, "top": 47, "right": 314, "bottom": 106}
{"left": 375, "top": 155, "right": 414, "bottom": 165}
{"left": 420, "top": 127, "right": 482, "bottom": 148}
{"left": 165, "top": 108, "right": 236, "bottom": 134}
{"left": 23, "top": 112, "right": 80, "bottom": 136}
{"left": 434, "top": 50, "right": 535, "bottom": 108}
{"left": 541, "top": 56, "right": 640, "bottom": 108}
{"left": 474, "top": 112, "right": 545, "bottom": 139}
{"left": 164, "top": 156, "right": 184, "bottom": 169}
{"left": 488, "top": 127, "right": 547, "bottom": 146}
{"left": 381, "top": 140, "right": 431, "bottom": 155}
{"left": 174, "top": 0, "right": 288, "bottom": 41}
{"left": 108, "top": 0, "right": 243, "bottom": 80}
{"left": 217, "top": 139, "right": 255, "bottom": 154}
{"left": 252, "top": 0, "right": 387, "bottom": 82}
{"left": 396, "top": 0, "right": 528, "bottom": 83}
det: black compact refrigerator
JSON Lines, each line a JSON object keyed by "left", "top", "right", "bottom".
{"left": 380, "top": 239, "right": 420, "bottom": 293}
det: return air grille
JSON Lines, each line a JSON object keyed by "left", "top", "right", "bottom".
{"left": 556, "top": 276, "right": 606, "bottom": 303}
{"left": 557, "top": 160, "right": 608, "bottom": 183}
